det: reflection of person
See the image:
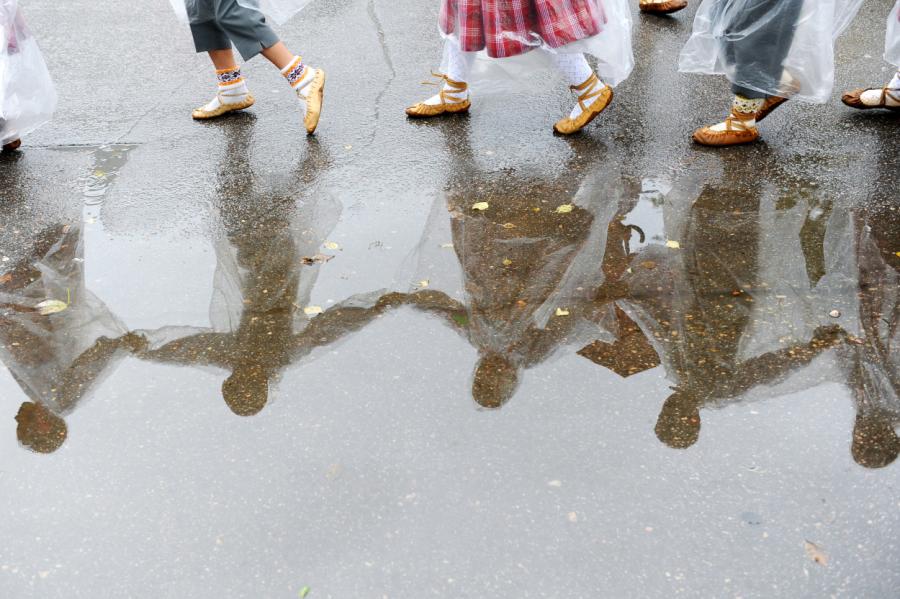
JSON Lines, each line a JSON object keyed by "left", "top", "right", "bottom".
{"left": 842, "top": 204, "right": 900, "bottom": 468}
{"left": 842, "top": 1, "right": 900, "bottom": 112}
{"left": 406, "top": 0, "right": 632, "bottom": 135}
{"left": 136, "top": 126, "right": 390, "bottom": 415}
{"left": 171, "top": 0, "right": 325, "bottom": 133}
{"left": 391, "top": 129, "right": 617, "bottom": 407}
{"left": 0, "top": 224, "right": 146, "bottom": 453}
{"left": 616, "top": 165, "right": 844, "bottom": 448}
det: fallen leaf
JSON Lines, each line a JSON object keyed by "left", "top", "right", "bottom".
{"left": 640, "top": 261, "right": 657, "bottom": 270}
{"left": 665, "top": 240, "right": 681, "bottom": 249}
{"left": 299, "top": 586, "right": 311, "bottom": 598}
{"left": 301, "top": 254, "right": 334, "bottom": 265}
{"left": 323, "top": 241, "right": 341, "bottom": 251}
{"left": 804, "top": 540, "right": 828, "bottom": 566}
{"left": 451, "top": 314, "right": 469, "bottom": 327}
{"left": 418, "top": 279, "right": 430, "bottom": 288}
{"left": 532, "top": 207, "right": 541, "bottom": 213}
{"left": 303, "top": 306, "right": 324, "bottom": 316}
{"left": 502, "top": 259, "right": 513, "bottom": 266}
{"left": 36, "top": 300, "right": 68, "bottom": 315}
{"left": 501, "top": 223, "right": 517, "bottom": 229}
{"left": 555, "top": 308, "right": 570, "bottom": 317}
{"left": 472, "top": 202, "right": 490, "bottom": 211}
{"left": 829, "top": 309, "right": 841, "bottom": 318}
{"left": 440, "top": 243, "right": 455, "bottom": 249}
{"left": 516, "top": 300, "right": 527, "bottom": 308}
{"left": 555, "top": 204, "right": 574, "bottom": 214}
{"left": 894, "top": 251, "right": 900, "bottom": 258}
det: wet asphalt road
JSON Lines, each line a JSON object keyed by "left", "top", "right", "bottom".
{"left": 1, "top": 1, "right": 899, "bottom": 598}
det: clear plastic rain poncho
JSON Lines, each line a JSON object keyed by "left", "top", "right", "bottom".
{"left": 0, "top": 0, "right": 56, "bottom": 145}
{"left": 169, "top": 0, "right": 314, "bottom": 26}
{"left": 440, "top": 0, "right": 634, "bottom": 87}
{"left": 886, "top": 0, "right": 900, "bottom": 68}
{"left": 679, "top": 0, "right": 864, "bottom": 103}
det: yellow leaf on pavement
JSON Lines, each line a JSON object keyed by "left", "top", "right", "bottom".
{"left": 303, "top": 306, "right": 324, "bottom": 316}
{"left": 555, "top": 204, "right": 574, "bottom": 214}
{"left": 323, "top": 241, "right": 341, "bottom": 250}
{"left": 555, "top": 308, "right": 570, "bottom": 317}
{"left": 665, "top": 240, "right": 681, "bottom": 249}
{"left": 36, "top": 300, "right": 68, "bottom": 315}
{"left": 472, "top": 202, "right": 489, "bottom": 211}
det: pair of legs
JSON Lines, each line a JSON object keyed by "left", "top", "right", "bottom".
{"left": 406, "top": 40, "right": 614, "bottom": 135}
{"left": 189, "top": 0, "right": 325, "bottom": 134}
{"left": 694, "top": 0, "right": 803, "bottom": 146}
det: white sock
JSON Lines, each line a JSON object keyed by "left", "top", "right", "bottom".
{"left": 200, "top": 66, "right": 250, "bottom": 112}
{"left": 549, "top": 53, "right": 604, "bottom": 119}
{"left": 281, "top": 56, "right": 317, "bottom": 98}
{"left": 424, "top": 41, "right": 474, "bottom": 106}
{"left": 707, "top": 95, "right": 762, "bottom": 132}
{"left": 859, "top": 72, "right": 900, "bottom": 107}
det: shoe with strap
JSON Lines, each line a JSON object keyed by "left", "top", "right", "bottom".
{"left": 192, "top": 89, "right": 255, "bottom": 120}
{"left": 406, "top": 72, "right": 471, "bottom": 118}
{"left": 841, "top": 87, "right": 900, "bottom": 111}
{"left": 553, "top": 73, "right": 614, "bottom": 135}
{"left": 692, "top": 110, "right": 759, "bottom": 147}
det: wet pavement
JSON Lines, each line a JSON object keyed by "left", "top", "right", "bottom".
{"left": 1, "top": 1, "right": 900, "bottom": 598}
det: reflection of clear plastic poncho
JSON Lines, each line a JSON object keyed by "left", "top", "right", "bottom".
{"left": 169, "top": 0, "right": 315, "bottom": 26}
{"left": 679, "top": 0, "right": 864, "bottom": 102}
{"left": 0, "top": 225, "right": 129, "bottom": 414}
{"left": 440, "top": 0, "right": 634, "bottom": 87}
{"left": 0, "top": 0, "right": 56, "bottom": 145}
{"left": 886, "top": 0, "right": 900, "bottom": 67}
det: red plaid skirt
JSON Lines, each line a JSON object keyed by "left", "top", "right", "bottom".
{"left": 440, "top": 0, "right": 606, "bottom": 58}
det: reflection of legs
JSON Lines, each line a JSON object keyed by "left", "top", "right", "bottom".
{"left": 547, "top": 52, "right": 613, "bottom": 135}
{"left": 406, "top": 40, "right": 475, "bottom": 118}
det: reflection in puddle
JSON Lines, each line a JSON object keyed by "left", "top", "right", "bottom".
{"left": 0, "top": 154, "right": 897, "bottom": 469}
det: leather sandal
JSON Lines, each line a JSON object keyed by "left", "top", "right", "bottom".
{"left": 553, "top": 73, "right": 614, "bottom": 135}
{"left": 302, "top": 68, "right": 327, "bottom": 135}
{"left": 841, "top": 87, "right": 900, "bottom": 111}
{"left": 692, "top": 111, "right": 759, "bottom": 147}
{"left": 639, "top": 0, "right": 688, "bottom": 14}
{"left": 2, "top": 138, "right": 22, "bottom": 152}
{"left": 406, "top": 73, "right": 471, "bottom": 118}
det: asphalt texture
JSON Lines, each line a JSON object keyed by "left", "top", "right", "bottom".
{"left": 1, "top": 1, "right": 899, "bottom": 598}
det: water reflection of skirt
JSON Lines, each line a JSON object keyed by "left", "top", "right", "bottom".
{"left": 439, "top": 0, "right": 606, "bottom": 58}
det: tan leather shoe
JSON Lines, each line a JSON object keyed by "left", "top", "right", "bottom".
{"left": 302, "top": 68, "right": 327, "bottom": 135}
{"left": 553, "top": 74, "right": 613, "bottom": 135}
{"left": 692, "top": 111, "right": 759, "bottom": 147}
{"left": 841, "top": 87, "right": 900, "bottom": 111}
{"left": 756, "top": 96, "right": 788, "bottom": 122}
{"left": 406, "top": 74, "right": 471, "bottom": 118}
{"left": 192, "top": 94, "right": 255, "bottom": 120}
{"left": 639, "top": 0, "right": 688, "bottom": 14}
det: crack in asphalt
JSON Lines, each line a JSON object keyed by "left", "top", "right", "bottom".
{"left": 365, "top": 0, "right": 397, "bottom": 146}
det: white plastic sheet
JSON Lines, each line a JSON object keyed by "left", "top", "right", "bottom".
{"left": 440, "top": 0, "right": 634, "bottom": 88}
{"left": 0, "top": 0, "right": 56, "bottom": 145}
{"left": 679, "top": 0, "right": 864, "bottom": 103}
{"left": 169, "top": 0, "right": 314, "bottom": 26}
{"left": 886, "top": 0, "right": 900, "bottom": 67}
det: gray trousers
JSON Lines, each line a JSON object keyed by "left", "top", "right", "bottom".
{"left": 722, "top": 0, "right": 804, "bottom": 99}
{"left": 188, "top": 0, "right": 280, "bottom": 61}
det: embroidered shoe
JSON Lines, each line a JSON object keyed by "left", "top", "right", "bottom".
{"left": 192, "top": 92, "right": 255, "bottom": 120}
{"left": 300, "top": 67, "right": 326, "bottom": 135}
{"left": 692, "top": 111, "right": 759, "bottom": 147}
{"left": 406, "top": 73, "right": 471, "bottom": 118}
{"left": 553, "top": 74, "right": 614, "bottom": 135}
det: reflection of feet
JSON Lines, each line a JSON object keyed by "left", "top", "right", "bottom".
{"left": 639, "top": 0, "right": 687, "bottom": 14}
{"left": 841, "top": 87, "right": 900, "bottom": 111}
{"left": 553, "top": 74, "right": 613, "bottom": 135}
{"left": 2, "top": 138, "right": 22, "bottom": 152}
{"left": 692, "top": 111, "right": 759, "bottom": 147}
{"left": 406, "top": 74, "right": 471, "bottom": 118}
{"left": 192, "top": 93, "right": 255, "bottom": 120}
